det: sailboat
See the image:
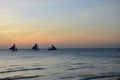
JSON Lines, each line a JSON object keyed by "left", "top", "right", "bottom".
{"left": 48, "top": 45, "right": 57, "bottom": 50}
{"left": 9, "top": 44, "right": 17, "bottom": 51}
{"left": 32, "top": 43, "right": 39, "bottom": 51}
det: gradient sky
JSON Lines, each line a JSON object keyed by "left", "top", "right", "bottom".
{"left": 0, "top": 0, "right": 120, "bottom": 48}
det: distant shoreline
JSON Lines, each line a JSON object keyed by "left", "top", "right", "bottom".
{"left": 0, "top": 48, "right": 120, "bottom": 50}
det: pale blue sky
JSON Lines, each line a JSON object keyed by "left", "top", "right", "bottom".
{"left": 0, "top": 0, "right": 120, "bottom": 48}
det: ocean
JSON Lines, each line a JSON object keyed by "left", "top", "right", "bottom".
{"left": 0, "top": 48, "right": 120, "bottom": 80}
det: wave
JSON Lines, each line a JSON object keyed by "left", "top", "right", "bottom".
{"left": 72, "top": 62, "right": 86, "bottom": 65}
{"left": 67, "top": 66, "right": 96, "bottom": 71}
{"left": 81, "top": 75, "right": 120, "bottom": 80}
{"left": 59, "top": 76, "right": 75, "bottom": 79}
{"left": 81, "top": 72, "right": 120, "bottom": 80}
{"left": 0, "top": 75, "right": 43, "bottom": 80}
{"left": 59, "top": 72, "right": 120, "bottom": 80}
{"left": 0, "top": 67, "right": 45, "bottom": 74}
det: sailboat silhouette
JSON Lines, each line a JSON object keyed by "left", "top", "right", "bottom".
{"left": 9, "top": 44, "right": 17, "bottom": 51}
{"left": 32, "top": 43, "right": 39, "bottom": 51}
{"left": 48, "top": 45, "right": 57, "bottom": 50}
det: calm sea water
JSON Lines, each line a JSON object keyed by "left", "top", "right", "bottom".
{"left": 0, "top": 48, "right": 120, "bottom": 80}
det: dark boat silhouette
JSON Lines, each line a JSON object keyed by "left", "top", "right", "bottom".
{"left": 48, "top": 45, "right": 57, "bottom": 50}
{"left": 9, "top": 44, "right": 17, "bottom": 51}
{"left": 32, "top": 43, "right": 39, "bottom": 51}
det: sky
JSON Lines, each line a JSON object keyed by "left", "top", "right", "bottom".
{"left": 0, "top": 0, "right": 120, "bottom": 48}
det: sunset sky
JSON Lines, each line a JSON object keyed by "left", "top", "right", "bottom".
{"left": 0, "top": 0, "right": 120, "bottom": 48}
